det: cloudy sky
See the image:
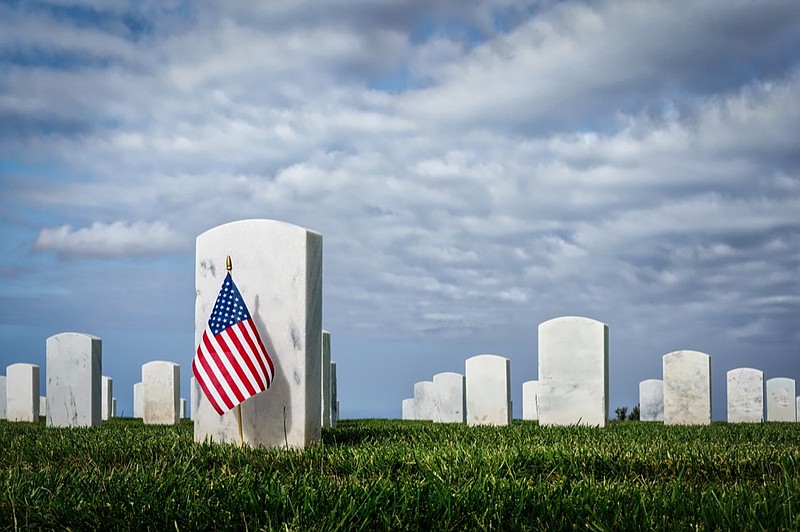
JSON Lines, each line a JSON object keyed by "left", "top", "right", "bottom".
{"left": 1, "top": 0, "right": 798, "bottom": 420}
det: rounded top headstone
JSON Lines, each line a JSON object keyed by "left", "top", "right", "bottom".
{"left": 198, "top": 219, "right": 321, "bottom": 242}
{"left": 47, "top": 332, "right": 101, "bottom": 342}
{"left": 539, "top": 316, "right": 607, "bottom": 329}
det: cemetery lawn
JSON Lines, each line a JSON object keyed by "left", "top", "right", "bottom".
{"left": 1, "top": 419, "right": 799, "bottom": 530}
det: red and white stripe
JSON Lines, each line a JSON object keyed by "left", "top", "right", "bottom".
{"left": 192, "top": 317, "right": 275, "bottom": 415}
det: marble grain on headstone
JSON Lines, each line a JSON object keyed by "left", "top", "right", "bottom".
{"left": 465, "top": 354, "right": 511, "bottom": 426}
{"left": 726, "top": 368, "right": 763, "bottom": 423}
{"left": 766, "top": 377, "right": 796, "bottom": 422}
{"left": 433, "top": 372, "right": 466, "bottom": 423}
{"left": 45, "top": 332, "right": 102, "bottom": 427}
{"left": 639, "top": 379, "right": 664, "bottom": 422}
{"left": 6, "top": 363, "right": 40, "bottom": 422}
{"left": 522, "top": 380, "right": 540, "bottom": 421}
{"left": 142, "top": 361, "right": 180, "bottom": 425}
{"left": 538, "top": 316, "right": 608, "bottom": 427}
{"left": 413, "top": 381, "right": 436, "bottom": 421}
{"left": 663, "top": 350, "right": 711, "bottom": 426}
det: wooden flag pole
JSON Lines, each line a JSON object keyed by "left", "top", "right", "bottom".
{"left": 227, "top": 255, "right": 245, "bottom": 448}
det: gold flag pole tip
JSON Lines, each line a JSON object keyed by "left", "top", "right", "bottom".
{"left": 226, "top": 256, "right": 232, "bottom": 272}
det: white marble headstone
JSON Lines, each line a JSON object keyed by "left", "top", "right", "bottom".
{"left": 142, "top": 361, "right": 180, "bottom": 425}
{"left": 45, "top": 332, "right": 101, "bottom": 427}
{"left": 433, "top": 372, "right": 466, "bottom": 423}
{"left": 133, "top": 382, "right": 143, "bottom": 418}
{"left": 191, "top": 377, "right": 199, "bottom": 423}
{"left": 193, "top": 219, "right": 323, "bottom": 448}
{"left": 726, "top": 368, "right": 763, "bottom": 423}
{"left": 766, "top": 377, "right": 796, "bottom": 422}
{"left": 39, "top": 396, "right": 46, "bottom": 419}
{"left": 180, "top": 398, "right": 187, "bottom": 419}
{"left": 330, "top": 361, "right": 338, "bottom": 426}
{"left": 413, "top": 381, "right": 436, "bottom": 421}
{"left": 796, "top": 396, "right": 800, "bottom": 422}
{"left": 6, "top": 363, "right": 39, "bottom": 422}
{"left": 465, "top": 354, "right": 511, "bottom": 426}
{"left": 538, "top": 316, "right": 608, "bottom": 427}
{"left": 639, "top": 379, "right": 664, "bottom": 422}
{"left": 0, "top": 375, "right": 6, "bottom": 419}
{"left": 321, "top": 330, "right": 332, "bottom": 427}
{"left": 401, "top": 398, "right": 415, "bottom": 420}
{"left": 112, "top": 397, "right": 117, "bottom": 418}
{"left": 102, "top": 376, "right": 113, "bottom": 421}
{"left": 663, "top": 350, "right": 711, "bottom": 425}
{"left": 522, "top": 380, "right": 540, "bottom": 421}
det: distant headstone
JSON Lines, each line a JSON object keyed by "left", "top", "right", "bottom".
{"left": 193, "top": 219, "right": 322, "bottom": 448}
{"left": 102, "top": 376, "right": 113, "bottom": 421}
{"left": 133, "top": 382, "right": 143, "bottom": 418}
{"left": 6, "top": 363, "right": 40, "bottom": 422}
{"left": 413, "top": 381, "right": 436, "bottom": 421}
{"left": 39, "top": 396, "right": 47, "bottom": 419}
{"left": 465, "top": 354, "right": 511, "bottom": 426}
{"left": 142, "top": 361, "right": 180, "bottom": 425}
{"left": 766, "top": 377, "right": 796, "bottom": 422}
{"left": 538, "top": 316, "right": 608, "bottom": 427}
{"left": 330, "top": 361, "right": 338, "bottom": 426}
{"left": 522, "top": 380, "right": 540, "bottom": 421}
{"left": 433, "top": 372, "right": 466, "bottom": 423}
{"left": 112, "top": 397, "right": 117, "bottom": 418}
{"left": 663, "top": 350, "right": 711, "bottom": 425}
{"left": 0, "top": 375, "right": 6, "bottom": 419}
{"left": 321, "top": 330, "right": 332, "bottom": 427}
{"left": 726, "top": 368, "right": 764, "bottom": 423}
{"left": 401, "top": 398, "right": 415, "bottom": 420}
{"left": 45, "top": 332, "right": 101, "bottom": 427}
{"left": 796, "top": 396, "right": 800, "bottom": 422}
{"left": 180, "top": 398, "right": 187, "bottom": 419}
{"left": 639, "top": 379, "right": 664, "bottom": 422}
{"left": 190, "top": 377, "right": 197, "bottom": 421}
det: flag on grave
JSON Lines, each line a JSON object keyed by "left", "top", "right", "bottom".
{"left": 193, "top": 272, "right": 275, "bottom": 415}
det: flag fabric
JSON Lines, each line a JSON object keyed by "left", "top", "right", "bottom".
{"left": 193, "top": 272, "right": 275, "bottom": 415}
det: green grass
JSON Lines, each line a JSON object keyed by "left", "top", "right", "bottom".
{"left": 1, "top": 418, "right": 798, "bottom": 530}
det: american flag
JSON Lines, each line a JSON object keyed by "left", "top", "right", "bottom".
{"left": 193, "top": 272, "right": 275, "bottom": 415}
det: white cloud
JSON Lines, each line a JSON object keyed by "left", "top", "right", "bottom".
{"left": 34, "top": 221, "right": 186, "bottom": 258}
{"left": 398, "top": 0, "right": 800, "bottom": 133}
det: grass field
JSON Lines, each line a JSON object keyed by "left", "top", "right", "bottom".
{"left": 1, "top": 418, "right": 798, "bottom": 530}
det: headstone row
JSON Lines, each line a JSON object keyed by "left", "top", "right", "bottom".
{"left": 401, "top": 355, "right": 504, "bottom": 425}
{"left": 404, "top": 315, "right": 795, "bottom": 427}
{"left": 4, "top": 330, "right": 191, "bottom": 427}
{"left": 407, "top": 371, "right": 470, "bottom": 424}
{"left": 0, "top": 220, "right": 330, "bottom": 450}
{"left": 640, "top": 361, "right": 797, "bottom": 424}
{"left": 321, "top": 330, "right": 339, "bottom": 428}
{"left": 402, "top": 316, "right": 608, "bottom": 427}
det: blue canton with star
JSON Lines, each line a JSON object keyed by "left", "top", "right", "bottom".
{"left": 208, "top": 273, "right": 252, "bottom": 336}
